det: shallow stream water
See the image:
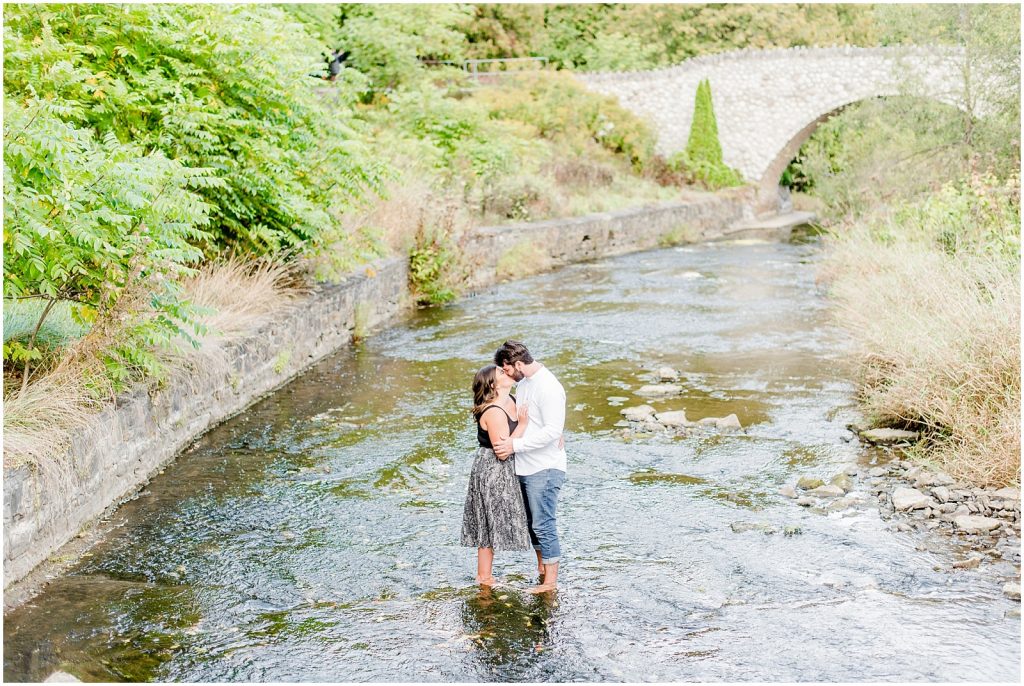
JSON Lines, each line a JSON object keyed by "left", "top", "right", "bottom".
{"left": 4, "top": 239, "right": 1020, "bottom": 681}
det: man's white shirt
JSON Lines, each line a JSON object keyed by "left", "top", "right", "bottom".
{"left": 511, "top": 365, "right": 567, "bottom": 476}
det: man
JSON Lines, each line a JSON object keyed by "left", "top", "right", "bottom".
{"left": 492, "top": 340, "right": 566, "bottom": 594}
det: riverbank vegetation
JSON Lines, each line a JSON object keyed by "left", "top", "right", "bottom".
{"left": 798, "top": 4, "right": 1020, "bottom": 486}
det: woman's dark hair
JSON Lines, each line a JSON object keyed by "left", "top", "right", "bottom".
{"left": 494, "top": 340, "right": 533, "bottom": 367}
{"left": 472, "top": 364, "right": 499, "bottom": 417}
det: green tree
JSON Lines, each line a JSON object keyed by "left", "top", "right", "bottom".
{"left": 679, "top": 79, "right": 742, "bottom": 190}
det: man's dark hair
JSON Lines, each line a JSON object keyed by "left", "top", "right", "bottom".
{"left": 494, "top": 340, "right": 534, "bottom": 367}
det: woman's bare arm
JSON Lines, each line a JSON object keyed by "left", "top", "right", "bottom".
{"left": 480, "top": 407, "right": 513, "bottom": 460}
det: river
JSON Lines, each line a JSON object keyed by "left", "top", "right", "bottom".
{"left": 4, "top": 238, "right": 1020, "bottom": 681}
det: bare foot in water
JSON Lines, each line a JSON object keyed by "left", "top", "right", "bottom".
{"left": 526, "top": 582, "right": 557, "bottom": 594}
{"left": 476, "top": 575, "right": 497, "bottom": 586}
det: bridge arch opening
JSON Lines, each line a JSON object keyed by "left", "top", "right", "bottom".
{"left": 758, "top": 95, "right": 971, "bottom": 213}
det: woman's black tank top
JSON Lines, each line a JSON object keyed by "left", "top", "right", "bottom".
{"left": 476, "top": 398, "right": 518, "bottom": 449}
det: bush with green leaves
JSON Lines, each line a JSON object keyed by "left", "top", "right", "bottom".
{"left": 408, "top": 221, "right": 458, "bottom": 306}
{"left": 336, "top": 3, "right": 473, "bottom": 91}
{"left": 3, "top": 3, "right": 381, "bottom": 257}
{"left": 3, "top": 95, "right": 217, "bottom": 389}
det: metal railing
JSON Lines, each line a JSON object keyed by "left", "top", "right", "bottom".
{"left": 420, "top": 56, "right": 549, "bottom": 84}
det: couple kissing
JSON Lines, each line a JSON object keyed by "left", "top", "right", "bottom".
{"left": 461, "top": 341, "right": 567, "bottom": 594}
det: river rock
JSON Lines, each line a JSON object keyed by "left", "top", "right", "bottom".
{"left": 1003, "top": 582, "right": 1021, "bottom": 600}
{"left": 993, "top": 487, "right": 1021, "bottom": 502}
{"left": 952, "top": 556, "right": 982, "bottom": 570}
{"left": 797, "top": 476, "right": 824, "bottom": 490}
{"left": 657, "top": 367, "right": 679, "bottom": 382}
{"left": 783, "top": 525, "right": 802, "bottom": 536}
{"left": 932, "top": 471, "right": 955, "bottom": 486}
{"left": 636, "top": 384, "right": 682, "bottom": 397}
{"left": 607, "top": 396, "right": 630, "bottom": 405}
{"left": 796, "top": 496, "right": 815, "bottom": 507}
{"left": 892, "top": 487, "right": 930, "bottom": 511}
{"left": 778, "top": 484, "right": 798, "bottom": 499}
{"left": 730, "top": 521, "right": 777, "bottom": 534}
{"left": 953, "top": 514, "right": 1002, "bottom": 534}
{"left": 830, "top": 473, "right": 854, "bottom": 493}
{"left": 809, "top": 484, "right": 845, "bottom": 498}
{"left": 654, "top": 410, "right": 690, "bottom": 427}
{"left": 43, "top": 673, "right": 80, "bottom": 683}
{"left": 621, "top": 405, "right": 656, "bottom": 421}
{"left": 715, "top": 414, "right": 742, "bottom": 431}
{"left": 868, "top": 467, "right": 887, "bottom": 477}
{"left": 859, "top": 428, "right": 920, "bottom": 445}
{"left": 930, "top": 486, "right": 951, "bottom": 503}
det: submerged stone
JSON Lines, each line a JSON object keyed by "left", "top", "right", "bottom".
{"left": 778, "top": 484, "right": 797, "bottom": 499}
{"left": 797, "top": 476, "right": 824, "bottom": 490}
{"left": 621, "top": 405, "right": 656, "bottom": 421}
{"left": 730, "top": 521, "right": 777, "bottom": 534}
{"left": 829, "top": 473, "right": 854, "bottom": 493}
{"left": 859, "top": 428, "right": 919, "bottom": 445}
{"left": 636, "top": 384, "right": 682, "bottom": 397}
{"left": 809, "top": 484, "right": 844, "bottom": 498}
{"left": 628, "top": 470, "right": 707, "bottom": 486}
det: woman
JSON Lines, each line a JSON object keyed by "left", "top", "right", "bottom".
{"left": 461, "top": 364, "right": 532, "bottom": 585}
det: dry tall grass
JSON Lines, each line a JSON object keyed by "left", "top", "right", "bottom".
{"left": 3, "top": 256, "right": 304, "bottom": 470}
{"left": 821, "top": 227, "right": 1020, "bottom": 486}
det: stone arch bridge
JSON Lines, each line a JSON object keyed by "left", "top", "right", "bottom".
{"left": 578, "top": 46, "right": 969, "bottom": 212}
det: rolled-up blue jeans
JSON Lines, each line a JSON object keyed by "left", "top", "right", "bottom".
{"left": 517, "top": 468, "right": 565, "bottom": 564}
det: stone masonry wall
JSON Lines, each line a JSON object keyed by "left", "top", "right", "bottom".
{"left": 460, "top": 190, "right": 752, "bottom": 291}
{"left": 4, "top": 191, "right": 755, "bottom": 592}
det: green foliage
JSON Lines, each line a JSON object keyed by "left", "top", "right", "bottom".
{"left": 675, "top": 80, "right": 743, "bottom": 190}
{"left": 686, "top": 79, "right": 723, "bottom": 164}
{"left": 3, "top": 3, "right": 382, "bottom": 257}
{"left": 462, "top": 4, "right": 878, "bottom": 69}
{"left": 3, "top": 95, "right": 214, "bottom": 380}
{"left": 336, "top": 4, "right": 473, "bottom": 90}
{"left": 874, "top": 172, "right": 1020, "bottom": 262}
{"left": 474, "top": 72, "right": 656, "bottom": 171}
{"left": 408, "top": 220, "right": 458, "bottom": 305}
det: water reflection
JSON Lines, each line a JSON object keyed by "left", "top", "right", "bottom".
{"left": 461, "top": 585, "right": 557, "bottom": 678}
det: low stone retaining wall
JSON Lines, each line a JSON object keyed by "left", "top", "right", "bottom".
{"left": 3, "top": 258, "right": 410, "bottom": 589}
{"left": 4, "top": 190, "right": 757, "bottom": 594}
{"left": 459, "top": 190, "right": 752, "bottom": 290}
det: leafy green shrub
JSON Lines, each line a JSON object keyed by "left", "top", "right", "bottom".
{"left": 336, "top": 4, "right": 472, "bottom": 90}
{"left": 409, "top": 219, "right": 458, "bottom": 305}
{"left": 3, "top": 96, "right": 215, "bottom": 388}
{"left": 876, "top": 172, "right": 1020, "bottom": 262}
{"left": 473, "top": 72, "right": 656, "bottom": 170}
{"left": 3, "top": 3, "right": 381, "bottom": 257}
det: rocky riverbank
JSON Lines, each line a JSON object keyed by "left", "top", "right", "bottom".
{"left": 781, "top": 454, "right": 1021, "bottom": 603}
